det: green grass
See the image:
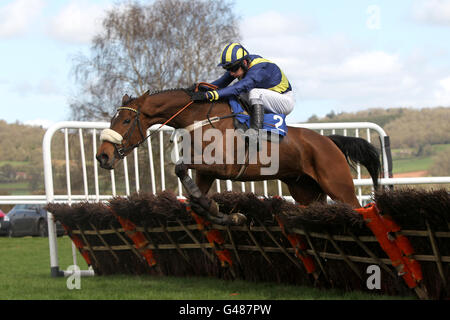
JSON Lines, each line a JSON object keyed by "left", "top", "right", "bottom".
{"left": 430, "top": 143, "right": 450, "bottom": 153}
{"left": 391, "top": 143, "right": 450, "bottom": 174}
{"left": 0, "top": 182, "right": 30, "bottom": 195}
{"left": 392, "top": 157, "right": 434, "bottom": 174}
{"left": 0, "top": 160, "right": 29, "bottom": 167}
{"left": 0, "top": 237, "right": 413, "bottom": 300}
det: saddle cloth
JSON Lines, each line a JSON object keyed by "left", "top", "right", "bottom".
{"left": 229, "top": 97, "right": 288, "bottom": 137}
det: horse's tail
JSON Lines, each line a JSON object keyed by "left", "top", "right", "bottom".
{"left": 327, "top": 135, "right": 381, "bottom": 189}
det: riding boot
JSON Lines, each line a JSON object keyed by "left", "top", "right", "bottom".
{"left": 243, "top": 104, "right": 264, "bottom": 148}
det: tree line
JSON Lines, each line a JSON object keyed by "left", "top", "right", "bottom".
{"left": 70, "top": 0, "right": 238, "bottom": 120}
{"left": 308, "top": 107, "right": 450, "bottom": 150}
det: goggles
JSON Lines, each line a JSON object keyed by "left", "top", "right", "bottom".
{"left": 223, "top": 61, "right": 242, "bottom": 73}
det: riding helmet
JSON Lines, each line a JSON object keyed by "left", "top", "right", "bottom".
{"left": 217, "top": 42, "right": 249, "bottom": 68}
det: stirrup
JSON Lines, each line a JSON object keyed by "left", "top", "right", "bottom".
{"left": 242, "top": 128, "right": 260, "bottom": 150}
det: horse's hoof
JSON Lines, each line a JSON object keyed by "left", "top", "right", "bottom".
{"left": 174, "top": 161, "right": 188, "bottom": 178}
{"left": 230, "top": 212, "right": 247, "bottom": 225}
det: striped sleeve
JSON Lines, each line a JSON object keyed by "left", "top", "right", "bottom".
{"left": 211, "top": 72, "right": 235, "bottom": 89}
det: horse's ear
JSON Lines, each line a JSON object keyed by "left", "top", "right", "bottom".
{"left": 143, "top": 90, "right": 150, "bottom": 96}
{"left": 122, "top": 94, "right": 130, "bottom": 105}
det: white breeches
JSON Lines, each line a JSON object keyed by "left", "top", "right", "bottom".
{"left": 240, "top": 89, "right": 295, "bottom": 115}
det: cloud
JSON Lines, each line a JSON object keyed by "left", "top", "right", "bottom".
{"left": 37, "top": 78, "right": 62, "bottom": 95}
{"left": 241, "top": 11, "right": 315, "bottom": 39}
{"left": 0, "top": 0, "right": 45, "bottom": 38}
{"left": 11, "top": 78, "right": 62, "bottom": 96}
{"left": 46, "top": 0, "right": 110, "bottom": 44}
{"left": 412, "top": 0, "right": 450, "bottom": 26}
{"left": 240, "top": 11, "right": 450, "bottom": 120}
{"left": 434, "top": 76, "right": 450, "bottom": 105}
{"left": 340, "top": 52, "right": 401, "bottom": 77}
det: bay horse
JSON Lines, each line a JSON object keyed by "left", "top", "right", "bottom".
{"left": 96, "top": 86, "right": 381, "bottom": 215}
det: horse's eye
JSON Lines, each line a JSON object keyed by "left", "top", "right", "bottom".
{"left": 123, "top": 119, "right": 131, "bottom": 125}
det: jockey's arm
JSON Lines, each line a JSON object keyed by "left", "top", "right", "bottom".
{"left": 210, "top": 72, "right": 235, "bottom": 89}
{"left": 215, "top": 70, "right": 261, "bottom": 99}
{"left": 207, "top": 65, "right": 269, "bottom": 100}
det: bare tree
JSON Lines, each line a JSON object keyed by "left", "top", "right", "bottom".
{"left": 70, "top": 0, "right": 240, "bottom": 121}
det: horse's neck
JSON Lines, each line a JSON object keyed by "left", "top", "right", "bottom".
{"left": 141, "top": 90, "right": 231, "bottom": 130}
{"left": 170, "top": 100, "right": 231, "bottom": 130}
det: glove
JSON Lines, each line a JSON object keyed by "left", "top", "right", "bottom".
{"left": 191, "top": 91, "right": 208, "bottom": 102}
{"left": 206, "top": 90, "right": 219, "bottom": 101}
{"left": 191, "top": 90, "right": 220, "bottom": 102}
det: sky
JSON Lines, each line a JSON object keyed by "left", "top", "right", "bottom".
{"left": 0, "top": 0, "right": 449, "bottom": 128}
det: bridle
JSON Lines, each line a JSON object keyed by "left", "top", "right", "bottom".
{"left": 113, "top": 100, "right": 198, "bottom": 159}
{"left": 107, "top": 82, "right": 251, "bottom": 180}
{"left": 112, "top": 83, "right": 217, "bottom": 159}
{"left": 113, "top": 106, "right": 147, "bottom": 159}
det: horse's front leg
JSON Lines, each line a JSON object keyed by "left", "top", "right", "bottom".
{"left": 174, "top": 161, "right": 202, "bottom": 197}
{"left": 174, "top": 162, "right": 214, "bottom": 197}
{"left": 174, "top": 161, "right": 245, "bottom": 225}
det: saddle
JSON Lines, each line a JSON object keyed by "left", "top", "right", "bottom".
{"left": 230, "top": 96, "right": 287, "bottom": 143}
{"left": 191, "top": 82, "right": 287, "bottom": 143}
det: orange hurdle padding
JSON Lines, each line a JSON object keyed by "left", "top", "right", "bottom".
{"left": 62, "top": 224, "right": 92, "bottom": 266}
{"left": 287, "top": 234, "right": 316, "bottom": 274}
{"left": 114, "top": 214, "right": 157, "bottom": 267}
{"left": 275, "top": 216, "right": 316, "bottom": 274}
{"left": 381, "top": 214, "right": 423, "bottom": 283}
{"left": 355, "top": 203, "right": 422, "bottom": 288}
{"left": 187, "top": 204, "right": 233, "bottom": 267}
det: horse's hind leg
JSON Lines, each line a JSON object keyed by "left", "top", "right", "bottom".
{"left": 283, "top": 176, "right": 327, "bottom": 206}
{"left": 302, "top": 136, "right": 363, "bottom": 208}
{"left": 315, "top": 165, "right": 361, "bottom": 208}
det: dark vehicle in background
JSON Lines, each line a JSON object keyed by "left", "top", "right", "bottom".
{"left": 6, "top": 204, "right": 65, "bottom": 237}
{"left": 0, "top": 209, "right": 9, "bottom": 236}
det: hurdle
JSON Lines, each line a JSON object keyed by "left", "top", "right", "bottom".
{"left": 42, "top": 121, "right": 449, "bottom": 280}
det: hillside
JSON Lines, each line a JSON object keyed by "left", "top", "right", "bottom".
{"left": 306, "top": 107, "right": 449, "bottom": 149}
{"left": 0, "top": 106, "right": 449, "bottom": 200}
{"left": 307, "top": 108, "right": 407, "bottom": 128}
{"left": 0, "top": 120, "right": 46, "bottom": 162}
{"left": 305, "top": 106, "right": 450, "bottom": 177}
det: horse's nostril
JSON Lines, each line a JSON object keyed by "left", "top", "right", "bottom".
{"left": 96, "top": 153, "right": 109, "bottom": 167}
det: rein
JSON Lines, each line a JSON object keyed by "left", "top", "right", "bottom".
{"left": 107, "top": 82, "right": 250, "bottom": 180}
{"left": 112, "top": 82, "right": 224, "bottom": 159}
{"left": 113, "top": 106, "right": 146, "bottom": 158}
{"left": 113, "top": 102, "right": 197, "bottom": 159}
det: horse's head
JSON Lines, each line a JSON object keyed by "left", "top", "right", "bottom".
{"left": 96, "top": 91, "right": 152, "bottom": 170}
{"left": 96, "top": 84, "right": 223, "bottom": 169}
{"left": 96, "top": 88, "right": 196, "bottom": 170}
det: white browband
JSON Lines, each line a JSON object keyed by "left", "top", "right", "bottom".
{"left": 100, "top": 129, "right": 123, "bottom": 144}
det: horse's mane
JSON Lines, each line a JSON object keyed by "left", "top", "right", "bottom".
{"left": 122, "top": 88, "right": 191, "bottom": 106}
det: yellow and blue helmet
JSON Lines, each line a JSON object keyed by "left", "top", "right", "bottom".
{"left": 217, "top": 42, "right": 249, "bottom": 68}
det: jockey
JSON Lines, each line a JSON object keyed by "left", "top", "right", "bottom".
{"left": 192, "top": 42, "right": 295, "bottom": 141}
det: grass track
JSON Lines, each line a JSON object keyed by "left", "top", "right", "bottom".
{"left": 0, "top": 237, "right": 414, "bottom": 300}
{"left": 392, "top": 157, "right": 434, "bottom": 174}
{"left": 0, "top": 182, "right": 30, "bottom": 195}
{"left": 391, "top": 143, "right": 450, "bottom": 174}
